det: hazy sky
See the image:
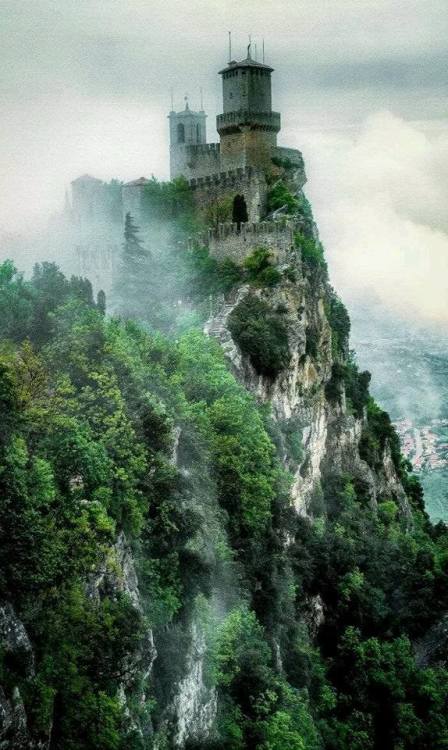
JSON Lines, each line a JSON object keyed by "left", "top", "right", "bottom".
{"left": 1, "top": 0, "right": 447, "bottom": 319}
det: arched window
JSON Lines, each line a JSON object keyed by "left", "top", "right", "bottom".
{"left": 232, "top": 194, "right": 248, "bottom": 229}
{"left": 196, "top": 123, "right": 201, "bottom": 142}
{"left": 177, "top": 123, "right": 185, "bottom": 144}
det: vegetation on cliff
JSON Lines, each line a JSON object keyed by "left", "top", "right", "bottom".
{"left": 1, "top": 179, "right": 448, "bottom": 750}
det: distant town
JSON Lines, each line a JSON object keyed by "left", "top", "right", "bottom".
{"left": 394, "top": 417, "right": 448, "bottom": 473}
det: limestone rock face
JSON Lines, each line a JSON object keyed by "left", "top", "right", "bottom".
{"left": 0, "top": 604, "right": 37, "bottom": 750}
{"left": 0, "top": 604, "right": 34, "bottom": 678}
{"left": 204, "top": 226, "right": 409, "bottom": 519}
{"left": 171, "top": 622, "right": 217, "bottom": 748}
{"left": 87, "top": 533, "right": 157, "bottom": 739}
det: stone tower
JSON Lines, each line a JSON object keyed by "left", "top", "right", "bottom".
{"left": 217, "top": 51, "right": 281, "bottom": 171}
{"left": 169, "top": 100, "right": 209, "bottom": 179}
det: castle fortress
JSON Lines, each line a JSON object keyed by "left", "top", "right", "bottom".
{"left": 68, "top": 48, "right": 306, "bottom": 261}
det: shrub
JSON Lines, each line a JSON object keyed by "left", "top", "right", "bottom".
{"left": 325, "top": 358, "right": 370, "bottom": 419}
{"left": 244, "top": 248, "right": 281, "bottom": 288}
{"left": 295, "top": 233, "right": 326, "bottom": 272}
{"left": 267, "top": 180, "right": 298, "bottom": 214}
{"left": 228, "top": 296, "right": 290, "bottom": 378}
{"left": 360, "top": 398, "right": 401, "bottom": 472}
{"left": 142, "top": 175, "right": 197, "bottom": 233}
{"left": 326, "top": 293, "right": 351, "bottom": 358}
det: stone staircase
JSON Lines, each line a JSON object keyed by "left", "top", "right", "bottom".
{"left": 205, "top": 302, "right": 235, "bottom": 341}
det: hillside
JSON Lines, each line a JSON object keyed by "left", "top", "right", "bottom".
{"left": 1, "top": 174, "right": 448, "bottom": 750}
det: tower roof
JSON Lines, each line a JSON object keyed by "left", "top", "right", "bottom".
{"left": 71, "top": 174, "right": 103, "bottom": 184}
{"left": 219, "top": 56, "right": 274, "bottom": 75}
{"left": 123, "top": 177, "right": 150, "bottom": 187}
{"left": 169, "top": 105, "right": 206, "bottom": 117}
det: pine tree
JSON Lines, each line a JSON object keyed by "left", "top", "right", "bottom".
{"left": 114, "top": 212, "right": 152, "bottom": 318}
{"left": 96, "top": 289, "right": 106, "bottom": 315}
{"left": 122, "top": 212, "right": 148, "bottom": 277}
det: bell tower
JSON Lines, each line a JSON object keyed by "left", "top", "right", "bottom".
{"left": 168, "top": 98, "right": 207, "bottom": 179}
{"left": 217, "top": 49, "right": 281, "bottom": 171}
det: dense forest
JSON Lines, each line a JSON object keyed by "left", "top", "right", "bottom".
{"left": 1, "top": 176, "right": 448, "bottom": 749}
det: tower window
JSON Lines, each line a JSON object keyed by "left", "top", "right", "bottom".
{"left": 177, "top": 123, "right": 185, "bottom": 144}
{"left": 196, "top": 123, "right": 200, "bottom": 141}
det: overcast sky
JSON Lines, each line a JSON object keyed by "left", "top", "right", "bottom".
{"left": 1, "top": 0, "right": 447, "bottom": 320}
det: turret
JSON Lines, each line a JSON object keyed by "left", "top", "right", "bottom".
{"left": 217, "top": 51, "right": 281, "bottom": 171}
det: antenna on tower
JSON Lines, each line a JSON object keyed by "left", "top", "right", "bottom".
{"left": 228, "top": 31, "right": 232, "bottom": 62}
{"left": 247, "top": 34, "right": 252, "bottom": 59}
{"left": 200, "top": 87, "right": 204, "bottom": 110}
{"left": 262, "top": 38, "right": 265, "bottom": 63}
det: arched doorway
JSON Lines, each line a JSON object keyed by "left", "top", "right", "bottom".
{"left": 232, "top": 194, "right": 248, "bottom": 228}
{"left": 177, "top": 123, "right": 185, "bottom": 144}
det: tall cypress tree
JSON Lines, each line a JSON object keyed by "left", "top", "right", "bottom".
{"left": 122, "top": 212, "right": 148, "bottom": 279}
{"left": 114, "top": 212, "right": 152, "bottom": 317}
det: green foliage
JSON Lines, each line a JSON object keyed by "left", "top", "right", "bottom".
{"left": 331, "top": 627, "right": 448, "bottom": 750}
{"left": 176, "top": 331, "right": 282, "bottom": 539}
{"left": 142, "top": 175, "right": 197, "bottom": 234}
{"left": 203, "top": 194, "right": 233, "bottom": 227}
{"left": 184, "top": 244, "right": 243, "bottom": 299}
{"left": 295, "top": 194, "right": 314, "bottom": 230}
{"left": 325, "top": 356, "right": 371, "bottom": 419}
{"left": 2, "top": 255, "right": 448, "bottom": 750}
{"left": 294, "top": 233, "right": 327, "bottom": 276}
{"left": 228, "top": 295, "right": 290, "bottom": 378}
{"left": 267, "top": 180, "right": 298, "bottom": 214}
{"left": 326, "top": 293, "right": 350, "bottom": 358}
{"left": 360, "top": 398, "right": 402, "bottom": 473}
{"left": 212, "top": 608, "right": 320, "bottom": 749}
{"left": 183, "top": 244, "right": 281, "bottom": 302}
{"left": 243, "top": 248, "right": 281, "bottom": 288}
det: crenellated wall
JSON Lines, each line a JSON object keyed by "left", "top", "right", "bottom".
{"left": 198, "top": 219, "right": 301, "bottom": 263}
{"left": 189, "top": 166, "right": 268, "bottom": 223}
{"left": 170, "top": 142, "right": 221, "bottom": 180}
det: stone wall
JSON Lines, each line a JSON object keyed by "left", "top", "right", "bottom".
{"left": 205, "top": 220, "right": 299, "bottom": 264}
{"left": 170, "top": 143, "right": 221, "bottom": 180}
{"left": 219, "top": 128, "right": 278, "bottom": 172}
{"left": 189, "top": 166, "right": 268, "bottom": 223}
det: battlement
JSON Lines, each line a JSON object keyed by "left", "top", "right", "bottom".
{"left": 201, "top": 219, "right": 300, "bottom": 264}
{"left": 189, "top": 166, "right": 265, "bottom": 190}
{"left": 208, "top": 219, "right": 295, "bottom": 241}
{"left": 170, "top": 141, "right": 221, "bottom": 181}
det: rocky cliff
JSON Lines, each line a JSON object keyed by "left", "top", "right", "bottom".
{"left": 1, "top": 173, "right": 446, "bottom": 750}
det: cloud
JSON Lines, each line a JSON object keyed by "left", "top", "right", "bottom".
{"left": 0, "top": 2, "right": 447, "bottom": 325}
{"left": 301, "top": 112, "right": 448, "bottom": 322}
